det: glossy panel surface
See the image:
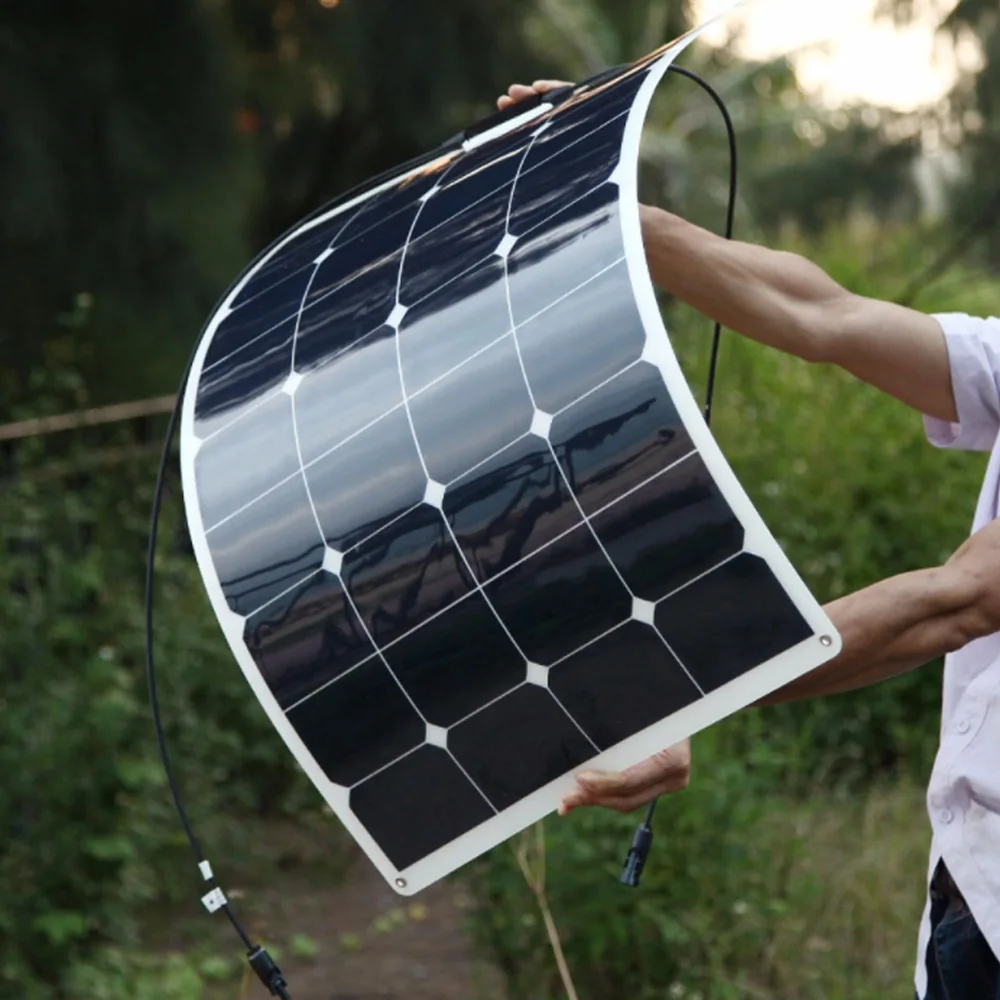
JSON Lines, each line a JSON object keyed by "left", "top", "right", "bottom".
{"left": 244, "top": 570, "right": 375, "bottom": 709}
{"left": 293, "top": 325, "right": 402, "bottom": 466}
{"left": 398, "top": 258, "right": 510, "bottom": 395}
{"left": 549, "top": 361, "right": 693, "bottom": 514}
{"left": 590, "top": 452, "right": 745, "bottom": 601}
{"left": 407, "top": 335, "right": 533, "bottom": 485}
{"left": 515, "top": 259, "right": 645, "bottom": 414}
{"left": 449, "top": 685, "right": 596, "bottom": 810}
{"left": 205, "top": 472, "right": 325, "bottom": 616}
{"left": 548, "top": 621, "right": 701, "bottom": 749}
{"left": 483, "top": 524, "right": 633, "bottom": 665}
{"left": 306, "top": 406, "right": 426, "bottom": 553}
{"left": 382, "top": 593, "right": 526, "bottom": 726}
{"left": 350, "top": 746, "right": 494, "bottom": 869}
{"left": 655, "top": 553, "right": 813, "bottom": 692}
{"left": 286, "top": 658, "right": 426, "bottom": 787}
{"left": 340, "top": 505, "right": 475, "bottom": 648}
{"left": 195, "top": 392, "right": 298, "bottom": 529}
{"left": 444, "top": 435, "right": 581, "bottom": 582}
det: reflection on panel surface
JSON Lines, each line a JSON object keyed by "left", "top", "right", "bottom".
{"left": 244, "top": 570, "right": 374, "bottom": 710}
{"left": 184, "top": 57, "right": 820, "bottom": 879}
{"left": 286, "top": 658, "right": 425, "bottom": 787}
{"left": 444, "top": 435, "right": 580, "bottom": 582}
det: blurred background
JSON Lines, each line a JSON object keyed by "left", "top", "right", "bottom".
{"left": 2, "top": 0, "right": 998, "bottom": 997}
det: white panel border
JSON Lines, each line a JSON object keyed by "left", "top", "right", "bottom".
{"left": 179, "top": 0, "right": 838, "bottom": 898}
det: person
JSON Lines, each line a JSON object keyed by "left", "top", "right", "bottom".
{"left": 497, "top": 81, "right": 1000, "bottom": 999}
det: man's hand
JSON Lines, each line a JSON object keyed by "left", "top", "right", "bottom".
{"left": 497, "top": 80, "right": 573, "bottom": 111}
{"left": 558, "top": 738, "right": 691, "bottom": 816}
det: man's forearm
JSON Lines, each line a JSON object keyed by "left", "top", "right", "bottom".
{"left": 757, "top": 565, "right": 979, "bottom": 706}
{"left": 639, "top": 204, "right": 957, "bottom": 423}
{"left": 639, "top": 204, "right": 846, "bottom": 363}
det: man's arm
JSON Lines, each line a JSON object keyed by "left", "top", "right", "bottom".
{"left": 560, "top": 516, "right": 1000, "bottom": 814}
{"left": 498, "top": 80, "right": 957, "bottom": 423}
{"left": 639, "top": 205, "right": 958, "bottom": 424}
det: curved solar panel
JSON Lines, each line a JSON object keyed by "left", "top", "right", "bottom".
{"left": 180, "top": 16, "right": 841, "bottom": 893}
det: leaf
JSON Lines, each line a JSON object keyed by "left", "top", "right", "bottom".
{"left": 31, "top": 910, "right": 88, "bottom": 946}
{"left": 288, "top": 933, "right": 319, "bottom": 959}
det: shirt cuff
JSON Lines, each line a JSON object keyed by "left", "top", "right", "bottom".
{"left": 923, "top": 313, "right": 1000, "bottom": 452}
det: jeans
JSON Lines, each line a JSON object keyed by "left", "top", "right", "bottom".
{"left": 919, "top": 861, "right": 999, "bottom": 1000}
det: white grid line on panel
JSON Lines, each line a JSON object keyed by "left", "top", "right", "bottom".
{"left": 654, "top": 550, "right": 743, "bottom": 608}
{"left": 338, "top": 501, "right": 424, "bottom": 559}
{"left": 583, "top": 449, "right": 699, "bottom": 520}
{"left": 203, "top": 464, "right": 303, "bottom": 535}
{"left": 241, "top": 566, "right": 324, "bottom": 624}
{"left": 401, "top": 250, "right": 495, "bottom": 312}
{"left": 547, "top": 618, "right": 630, "bottom": 669}
{"left": 299, "top": 401, "right": 405, "bottom": 475}
{"left": 444, "top": 431, "right": 531, "bottom": 489}
{"left": 204, "top": 209, "right": 365, "bottom": 378}
{"left": 552, "top": 357, "right": 642, "bottom": 418}
{"left": 203, "top": 400, "right": 402, "bottom": 535}
{"left": 347, "top": 741, "right": 424, "bottom": 792}
{"left": 404, "top": 330, "right": 512, "bottom": 404}
{"left": 516, "top": 107, "right": 632, "bottom": 193}
{"left": 283, "top": 648, "right": 380, "bottom": 713}
{"left": 510, "top": 177, "right": 620, "bottom": 244}
{"left": 513, "top": 256, "right": 626, "bottom": 333}
{"left": 445, "top": 678, "right": 531, "bottom": 732}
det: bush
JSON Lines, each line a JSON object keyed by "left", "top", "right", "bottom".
{"left": 0, "top": 414, "right": 327, "bottom": 997}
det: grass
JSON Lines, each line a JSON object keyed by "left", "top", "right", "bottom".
{"left": 471, "top": 777, "right": 932, "bottom": 1000}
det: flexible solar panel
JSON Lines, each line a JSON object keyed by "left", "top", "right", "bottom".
{"left": 180, "top": 11, "right": 841, "bottom": 894}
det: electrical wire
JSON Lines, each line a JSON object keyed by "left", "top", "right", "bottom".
{"left": 620, "top": 62, "right": 738, "bottom": 888}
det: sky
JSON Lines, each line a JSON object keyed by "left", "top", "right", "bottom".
{"left": 696, "top": 0, "right": 979, "bottom": 111}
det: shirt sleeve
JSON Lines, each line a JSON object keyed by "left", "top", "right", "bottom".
{"left": 923, "top": 313, "right": 1000, "bottom": 452}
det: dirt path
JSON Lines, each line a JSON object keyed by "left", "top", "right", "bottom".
{"left": 239, "top": 848, "right": 507, "bottom": 1000}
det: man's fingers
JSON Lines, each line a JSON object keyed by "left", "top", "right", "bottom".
{"left": 576, "top": 745, "right": 690, "bottom": 795}
{"left": 531, "top": 79, "right": 574, "bottom": 94}
{"left": 559, "top": 778, "right": 686, "bottom": 816}
{"left": 497, "top": 80, "right": 575, "bottom": 111}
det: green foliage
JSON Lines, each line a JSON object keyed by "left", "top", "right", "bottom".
{"left": 469, "top": 757, "right": 930, "bottom": 1000}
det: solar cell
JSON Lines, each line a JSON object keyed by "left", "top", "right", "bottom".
{"left": 180, "top": 18, "right": 840, "bottom": 895}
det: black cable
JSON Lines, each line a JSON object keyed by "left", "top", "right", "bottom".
{"left": 143, "top": 142, "right": 458, "bottom": 999}
{"left": 620, "top": 62, "right": 738, "bottom": 889}
{"left": 667, "top": 64, "right": 738, "bottom": 426}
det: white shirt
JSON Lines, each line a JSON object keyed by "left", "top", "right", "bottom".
{"left": 914, "top": 312, "right": 1000, "bottom": 996}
